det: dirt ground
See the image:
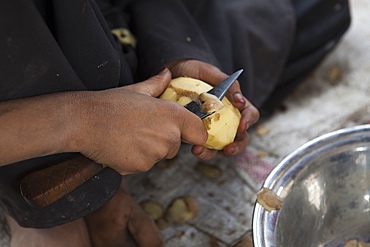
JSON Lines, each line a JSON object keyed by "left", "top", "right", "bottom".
{"left": 1, "top": 0, "right": 369, "bottom": 246}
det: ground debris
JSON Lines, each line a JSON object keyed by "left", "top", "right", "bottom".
{"left": 256, "top": 124, "right": 270, "bottom": 136}
{"left": 345, "top": 239, "right": 370, "bottom": 247}
{"left": 166, "top": 196, "right": 199, "bottom": 224}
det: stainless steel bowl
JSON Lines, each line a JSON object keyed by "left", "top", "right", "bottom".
{"left": 253, "top": 124, "right": 370, "bottom": 247}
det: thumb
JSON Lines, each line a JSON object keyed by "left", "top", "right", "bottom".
{"left": 127, "top": 68, "right": 172, "bottom": 97}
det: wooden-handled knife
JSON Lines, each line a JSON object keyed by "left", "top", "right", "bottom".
{"left": 20, "top": 155, "right": 103, "bottom": 208}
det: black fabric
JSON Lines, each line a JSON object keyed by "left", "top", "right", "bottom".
{"left": 0, "top": 0, "right": 85, "bottom": 100}
{"left": 222, "top": 0, "right": 296, "bottom": 109}
{"left": 128, "top": 0, "right": 221, "bottom": 80}
{"left": 260, "top": 0, "right": 351, "bottom": 115}
{"left": 0, "top": 0, "right": 350, "bottom": 227}
{"left": 51, "top": 0, "right": 130, "bottom": 90}
{"left": 0, "top": 154, "right": 122, "bottom": 228}
{"left": 129, "top": 0, "right": 295, "bottom": 107}
{"left": 0, "top": 0, "right": 126, "bottom": 227}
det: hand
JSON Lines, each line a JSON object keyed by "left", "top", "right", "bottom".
{"left": 0, "top": 69, "right": 207, "bottom": 174}
{"left": 72, "top": 68, "right": 208, "bottom": 174}
{"left": 168, "top": 60, "right": 260, "bottom": 160}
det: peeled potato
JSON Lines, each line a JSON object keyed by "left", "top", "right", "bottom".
{"left": 160, "top": 77, "right": 241, "bottom": 150}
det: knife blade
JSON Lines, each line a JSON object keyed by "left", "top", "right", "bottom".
{"left": 184, "top": 69, "right": 243, "bottom": 119}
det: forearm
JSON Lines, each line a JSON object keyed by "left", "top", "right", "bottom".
{"left": 0, "top": 92, "right": 84, "bottom": 166}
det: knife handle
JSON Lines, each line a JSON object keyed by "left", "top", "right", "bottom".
{"left": 20, "top": 155, "right": 104, "bottom": 208}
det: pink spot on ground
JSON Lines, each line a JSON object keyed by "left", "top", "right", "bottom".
{"left": 233, "top": 150, "right": 275, "bottom": 184}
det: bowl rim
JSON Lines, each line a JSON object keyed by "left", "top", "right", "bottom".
{"left": 252, "top": 124, "right": 370, "bottom": 247}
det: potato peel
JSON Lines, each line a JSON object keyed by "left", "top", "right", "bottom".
{"left": 195, "top": 162, "right": 222, "bottom": 178}
{"left": 199, "top": 92, "right": 224, "bottom": 114}
{"left": 345, "top": 239, "right": 370, "bottom": 247}
{"left": 256, "top": 188, "right": 283, "bottom": 212}
{"left": 165, "top": 196, "right": 199, "bottom": 224}
{"left": 140, "top": 201, "right": 164, "bottom": 221}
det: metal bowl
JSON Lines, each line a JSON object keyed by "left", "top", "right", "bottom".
{"left": 252, "top": 124, "right": 370, "bottom": 247}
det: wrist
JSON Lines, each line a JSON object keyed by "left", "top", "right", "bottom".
{"left": 60, "top": 91, "right": 92, "bottom": 154}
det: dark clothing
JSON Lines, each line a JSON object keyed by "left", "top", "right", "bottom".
{"left": 0, "top": 0, "right": 350, "bottom": 227}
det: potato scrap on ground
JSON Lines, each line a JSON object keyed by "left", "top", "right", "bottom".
{"left": 327, "top": 66, "right": 342, "bottom": 84}
{"left": 359, "top": 241, "right": 370, "bottom": 247}
{"left": 140, "top": 201, "right": 170, "bottom": 229}
{"left": 345, "top": 239, "right": 370, "bottom": 247}
{"left": 256, "top": 187, "right": 283, "bottom": 212}
{"left": 256, "top": 124, "right": 270, "bottom": 136}
{"left": 166, "top": 196, "right": 199, "bottom": 224}
{"left": 346, "top": 240, "right": 358, "bottom": 247}
{"left": 195, "top": 162, "right": 222, "bottom": 178}
{"left": 140, "top": 201, "right": 164, "bottom": 221}
{"left": 257, "top": 151, "right": 268, "bottom": 158}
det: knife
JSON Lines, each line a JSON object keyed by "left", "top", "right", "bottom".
{"left": 184, "top": 69, "right": 243, "bottom": 119}
{"left": 20, "top": 69, "right": 243, "bottom": 208}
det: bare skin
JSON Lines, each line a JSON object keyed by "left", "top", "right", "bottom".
{"left": 5, "top": 179, "right": 162, "bottom": 247}
{"left": 84, "top": 179, "right": 164, "bottom": 247}
{"left": 0, "top": 61, "right": 259, "bottom": 171}
{"left": 0, "top": 68, "right": 207, "bottom": 174}
{"left": 1, "top": 60, "right": 259, "bottom": 247}
{"left": 6, "top": 216, "right": 91, "bottom": 247}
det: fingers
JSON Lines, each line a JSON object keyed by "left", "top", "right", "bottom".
{"left": 228, "top": 92, "right": 260, "bottom": 132}
{"left": 169, "top": 59, "right": 226, "bottom": 85}
{"left": 130, "top": 60, "right": 258, "bottom": 162}
{"left": 223, "top": 131, "right": 249, "bottom": 156}
{"left": 192, "top": 130, "right": 250, "bottom": 159}
{"left": 191, "top": 145, "right": 217, "bottom": 160}
{"left": 126, "top": 68, "right": 172, "bottom": 97}
{"left": 176, "top": 106, "right": 208, "bottom": 147}
{"left": 190, "top": 89, "right": 256, "bottom": 159}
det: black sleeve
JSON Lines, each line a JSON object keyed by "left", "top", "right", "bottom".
{"left": 0, "top": 0, "right": 133, "bottom": 102}
{"left": 128, "top": 0, "right": 220, "bottom": 80}
{"left": 0, "top": 0, "right": 125, "bottom": 228}
{"left": 0, "top": 0, "right": 87, "bottom": 101}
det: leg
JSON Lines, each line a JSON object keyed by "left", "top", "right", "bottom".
{"left": 84, "top": 177, "right": 163, "bottom": 247}
{"left": 6, "top": 215, "right": 91, "bottom": 247}
{"left": 260, "top": 0, "right": 351, "bottom": 116}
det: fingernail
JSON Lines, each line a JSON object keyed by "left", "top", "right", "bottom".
{"left": 193, "top": 146, "right": 204, "bottom": 156}
{"left": 159, "top": 67, "right": 169, "bottom": 74}
{"left": 229, "top": 146, "right": 238, "bottom": 155}
{"left": 233, "top": 93, "right": 246, "bottom": 104}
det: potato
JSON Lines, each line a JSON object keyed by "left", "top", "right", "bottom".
{"left": 165, "top": 196, "right": 199, "bottom": 224}
{"left": 140, "top": 201, "right": 164, "bottom": 221}
{"left": 160, "top": 77, "right": 241, "bottom": 150}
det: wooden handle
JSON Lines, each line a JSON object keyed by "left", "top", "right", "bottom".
{"left": 20, "top": 156, "right": 104, "bottom": 208}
